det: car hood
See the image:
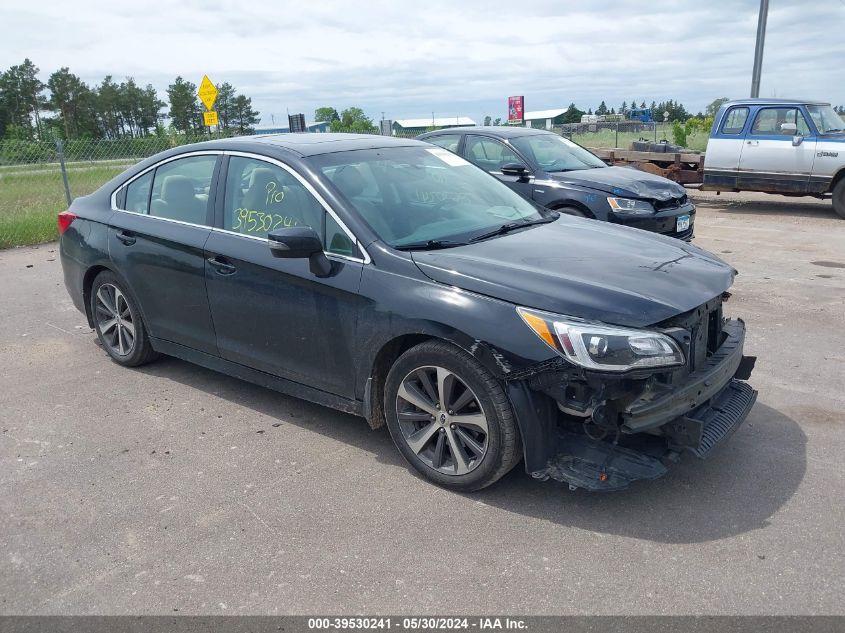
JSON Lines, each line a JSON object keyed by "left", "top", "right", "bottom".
{"left": 411, "top": 217, "right": 735, "bottom": 327}
{"left": 545, "top": 166, "right": 687, "bottom": 200}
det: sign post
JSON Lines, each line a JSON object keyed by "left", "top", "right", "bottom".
{"left": 197, "top": 74, "right": 219, "bottom": 134}
{"left": 508, "top": 96, "right": 524, "bottom": 125}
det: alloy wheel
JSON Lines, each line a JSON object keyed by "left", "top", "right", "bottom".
{"left": 395, "top": 365, "right": 489, "bottom": 476}
{"left": 94, "top": 283, "right": 136, "bottom": 356}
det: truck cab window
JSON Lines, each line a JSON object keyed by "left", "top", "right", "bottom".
{"left": 751, "top": 108, "right": 811, "bottom": 137}
{"left": 721, "top": 107, "right": 749, "bottom": 134}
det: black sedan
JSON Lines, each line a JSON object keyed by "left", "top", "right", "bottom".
{"left": 417, "top": 126, "right": 696, "bottom": 240}
{"left": 59, "top": 133, "right": 755, "bottom": 491}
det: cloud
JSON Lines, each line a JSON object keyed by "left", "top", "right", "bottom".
{"left": 1, "top": 0, "right": 843, "bottom": 125}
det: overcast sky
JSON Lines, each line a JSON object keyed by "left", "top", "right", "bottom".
{"left": 2, "top": 0, "right": 844, "bottom": 126}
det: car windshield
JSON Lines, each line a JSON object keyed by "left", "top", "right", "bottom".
{"left": 806, "top": 104, "right": 845, "bottom": 135}
{"left": 510, "top": 134, "right": 607, "bottom": 172}
{"left": 309, "top": 146, "right": 549, "bottom": 248}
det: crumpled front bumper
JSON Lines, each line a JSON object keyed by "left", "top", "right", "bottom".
{"left": 530, "top": 319, "right": 758, "bottom": 492}
{"left": 622, "top": 318, "right": 754, "bottom": 434}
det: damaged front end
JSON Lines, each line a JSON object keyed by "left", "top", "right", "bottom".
{"left": 512, "top": 295, "right": 757, "bottom": 491}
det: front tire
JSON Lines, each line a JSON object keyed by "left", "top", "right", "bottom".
{"left": 90, "top": 271, "right": 159, "bottom": 367}
{"left": 384, "top": 340, "right": 521, "bottom": 491}
{"left": 833, "top": 179, "right": 845, "bottom": 219}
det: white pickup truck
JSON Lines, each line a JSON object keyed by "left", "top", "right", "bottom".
{"left": 702, "top": 98, "right": 845, "bottom": 218}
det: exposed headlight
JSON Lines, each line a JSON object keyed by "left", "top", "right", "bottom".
{"left": 607, "top": 197, "right": 653, "bottom": 215}
{"left": 517, "top": 307, "right": 685, "bottom": 372}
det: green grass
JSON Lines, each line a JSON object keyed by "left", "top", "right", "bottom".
{"left": 571, "top": 127, "right": 709, "bottom": 152}
{"left": 0, "top": 165, "right": 125, "bottom": 249}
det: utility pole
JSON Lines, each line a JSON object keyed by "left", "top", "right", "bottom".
{"left": 750, "top": 0, "right": 769, "bottom": 98}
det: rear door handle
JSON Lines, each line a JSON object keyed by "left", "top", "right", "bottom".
{"left": 206, "top": 256, "right": 236, "bottom": 275}
{"left": 745, "top": 140, "right": 759, "bottom": 146}
{"left": 115, "top": 230, "right": 136, "bottom": 246}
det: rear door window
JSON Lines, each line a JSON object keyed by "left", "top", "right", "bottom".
{"left": 123, "top": 171, "right": 153, "bottom": 214}
{"left": 427, "top": 134, "right": 461, "bottom": 152}
{"left": 148, "top": 155, "right": 217, "bottom": 225}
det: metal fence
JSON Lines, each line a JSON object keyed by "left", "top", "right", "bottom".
{"left": 560, "top": 121, "right": 663, "bottom": 148}
{"left": 0, "top": 135, "right": 241, "bottom": 248}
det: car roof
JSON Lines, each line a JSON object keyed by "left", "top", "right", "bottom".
{"left": 420, "top": 126, "right": 554, "bottom": 139}
{"left": 193, "top": 132, "right": 426, "bottom": 157}
{"left": 723, "top": 98, "right": 830, "bottom": 107}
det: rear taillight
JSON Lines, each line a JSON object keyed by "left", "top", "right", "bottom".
{"left": 57, "top": 210, "right": 77, "bottom": 235}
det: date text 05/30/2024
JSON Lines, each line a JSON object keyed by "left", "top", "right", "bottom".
{"left": 307, "top": 617, "right": 528, "bottom": 630}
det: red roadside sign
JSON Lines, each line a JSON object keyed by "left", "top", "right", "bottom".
{"left": 508, "top": 96, "right": 524, "bottom": 124}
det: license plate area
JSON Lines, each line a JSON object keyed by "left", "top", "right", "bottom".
{"left": 676, "top": 215, "right": 690, "bottom": 231}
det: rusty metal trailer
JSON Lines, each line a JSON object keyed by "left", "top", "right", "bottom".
{"left": 590, "top": 148, "right": 705, "bottom": 186}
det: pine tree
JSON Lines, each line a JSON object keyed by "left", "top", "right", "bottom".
{"left": 167, "top": 76, "right": 202, "bottom": 135}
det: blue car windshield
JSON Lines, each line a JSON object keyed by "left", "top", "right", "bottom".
{"left": 309, "top": 146, "right": 549, "bottom": 248}
{"left": 511, "top": 134, "right": 607, "bottom": 172}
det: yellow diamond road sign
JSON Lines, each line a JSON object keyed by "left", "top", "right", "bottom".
{"left": 198, "top": 75, "right": 218, "bottom": 110}
{"left": 203, "top": 111, "right": 218, "bottom": 127}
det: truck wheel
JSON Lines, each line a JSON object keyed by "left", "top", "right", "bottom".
{"left": 833, "top": 179, "right": 845, "bottom": 219}
{"left": 384, "top": 340, "right": 522, "bottom": 491}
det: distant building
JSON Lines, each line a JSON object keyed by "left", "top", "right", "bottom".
{"left": 250, "top": 121, "right": 330, "bottom": 135}
{"left": 392, "top": 116, "right": 476, "bottom": 136}
{"left": 521, "top": 108, "right": 569, "bottom": 129}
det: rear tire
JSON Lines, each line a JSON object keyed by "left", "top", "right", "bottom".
{"left": 90, "top": 271, "right": 159, "bottom": 367}
{"left": 384, "top": 340, "right": 521, "bottom": 491}
{"left": 832, "top": 179, "right": 845, "bottom": 219}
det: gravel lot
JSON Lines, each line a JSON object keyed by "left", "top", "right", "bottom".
{"left": 1, "top": 191, "right": 843, "bottom": 615}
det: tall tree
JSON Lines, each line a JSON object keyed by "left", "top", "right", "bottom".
{"left": 331, "top": 107, "right": 375, "bottom": 132}
{"left": 314, "top": 106, "right": 340, "bottom": 123}
{"left": 46, "top": 67, "right": 97, "bottom": 138}
{"left": 230, "top": 94, "right": 259, "bottom": 134}
{"left": 596, "top": 101, "right": 608, "bottom": 115}
{"left": 706, "top": 97, "right": 730, "bottom": 117}
{"left": 167, "top": 76, "right": 202, "bottom": 134}
{"left": 483, "top": 115, "right": 492, "bottom": 126}
{"left": 138, "top": 83, "right": 165, "bottom": 136}
{"left": 215, "top": 82, "right": 237, "bottom": 131}
{"left": 561, "top": 103, "right": 584, "bottom": 124}
{"left": 96, "top": 76, "right": 124, "bottom": 138}
{"left": 0, "top": 59, "right": 45, "bottom": 139}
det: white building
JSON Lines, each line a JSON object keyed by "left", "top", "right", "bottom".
{"left": 392, "top": 116, "right": 476, "bottom": 135}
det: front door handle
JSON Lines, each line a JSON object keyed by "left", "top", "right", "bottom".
{"left": 206, "top": 256, "right": 236, "bottom": 275}
{"left": 115, "top": 230, "right": 136, "bottom": 246}
{"left": 745, "top": 140, "right": 759, "bottom": 146}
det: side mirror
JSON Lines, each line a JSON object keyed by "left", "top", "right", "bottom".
{"left": 792, "top": 135, "right": 804, "bottom": 147}
{"left": 500, "top": 163, "right": 530, "bottom": 177}
{"left": 780, "top": 122, "right": 797, "bottom": 135}
{"left": 268, "top": 226, "right": 333, "bottom": 277}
